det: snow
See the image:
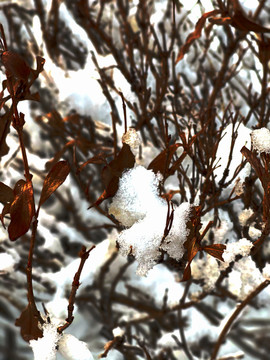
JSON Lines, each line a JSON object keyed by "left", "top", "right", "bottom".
{"left": 109, "top": 166, "right": 191, "bottom": 275}
{"left": 0, "top": 252, "right": 17, "bottom": 273}
{"left": 29, "top": 321, "right": 61, "bottom": 360}
{"left": 251, "top": 127, "right": 270, "bottom": 154}
{"left": 58, "top": 334, "right": 94, "bottom": 360}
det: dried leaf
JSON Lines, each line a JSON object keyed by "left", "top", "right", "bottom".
{"left": 8, "top": 180, "right": 35, "bottom": 241}
{"left": 1, "top": 51, "right": 31, "bottom": 80}
{"left": 148, "top": 143, "right": 180, "bottom": 176}
{"left": 15, "top": 304, "right": 43, "bottom": 342}
{"left": 90, "top": 143, "right": 135, "bottom": 208}
{"left": 231, "top": 10, "right": 270, "bottom": 33}
{"left": 0, "top": 203, "right": 11, "bottom": 229}
{"left": 0, "top": 112, "right": 11, "bottom": 159}
{"left": 181, "top": 238, "right": 201, "bottom": 281}
{"left": 241, "top": 146, "right": 266, "bottom": 187}
{"left": 0, "top": 182, "right": 14, "bottom": 204}
{"left": 176, "top": 10, "right": 220, "bottom": 63}
{"left": 38, "top": 160, "right": 70, "bottom": 210}
{"left": 77, "top": 154, "right": 107, "bottom": 173}
{"left": 202, "top": 244, "right": 226, "bottom": 262}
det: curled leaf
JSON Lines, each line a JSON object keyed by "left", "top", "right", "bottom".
{"left": 8, "top": 180, "right": 34, "bottom": 241}
{"left": 38, "top": 160, "right": 70, "bottom": 211}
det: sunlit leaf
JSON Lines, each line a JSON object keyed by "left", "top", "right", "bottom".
{"left": 15, "top": 304, "right": 43, "bottom": 342}
{"left": 202, "top": 244, "right": 226, "bottom": 262}
{"left": 8, "top": 180, "right": 34, "bottom": 241}
{"left": 38, "top": 160, "right": 70, "bottom": 211}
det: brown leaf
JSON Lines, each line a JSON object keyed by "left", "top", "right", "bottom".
{"left": 175, "top": 10, "right": 220, "bottom": 63}
{"left": 231, "top": 10, "right": 270, "bottom": 33}
{"left": 90, "top": 143, "right": 135, "bottom": 208}
{"left": 15, "top": 304, "right": 43, "bottom": 342}
{"left": 0, "top": 203, "right": 11, "bottom": 229}
{"left": 0, "top": 112, "right": 11, "bottom": 159}
{"left": 202, "top": 244, "right": 226, "bottom": 262}
{"left": 182, "top": 243, "right": 199, "bottom": 282}
{"left": 1, "top": 51, "right": 31, "bottom": 81}
{"left": 148, "top": 143, "right": 180, "bottom": 177}
{"left": 38, "top": 160, "right": 70, "bottom": 211}
{"left": 8, "top": 180, "right": 34, "bottom": 241}
{"left": 241, "top": 146, "right": 266, "bottom": 187}
{"left": 77, "top": 154, "right": 107, "bottom": 173}
{"left": 0, "top": 182, "right": 14, "bottom": 204}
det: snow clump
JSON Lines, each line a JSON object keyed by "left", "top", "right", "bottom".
{"left": 251, "top": 127, "right": 270, "bottom": 154}
{"left": 109, "top": 166, "right": 191, "bottom": 276}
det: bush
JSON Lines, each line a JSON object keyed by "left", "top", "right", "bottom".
{"left": 0, "top": 1, "right": 270, "bottom": 359}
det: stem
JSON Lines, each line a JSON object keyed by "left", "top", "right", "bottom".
{"left": 210, "top": 280, "right": 270, "bottom": 360}
{"left": 26, "top": 219, "right": 44, "bottom": 323}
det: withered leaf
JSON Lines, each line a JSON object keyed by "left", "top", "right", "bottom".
{"left": 182, "top": 237, "right": 200, "bottom": 282}
{"left": 38, "top": 160, "right": 70, "bottom": 211}
{"left": 241, "top": 146, "right": 266, "bottom": 187}
{"left": 1, "top": 51, "right": 31, "bottom": 81}
{"left": 15, "top": 304, "right": 43, "bottom": 342}
{"left": 148, "top": 143, "right": 180, "bottom": 177}
{"left": 8, "top": 180, "right": 34, "bottom": 241}
{"left": 77, "top": 153, "right": 107, "bottom": 173}
{"left": 231, "top": 10, "right": 270, "bottom": 33}
{"left": 202, "top": 244, "right": 226, "bottom": 262}
{"left": 0, "top": 182, "right": 14, "bottom": 204}
{"left": 90, "top": 143, "right": 135, "bottom": 208}
{"left": 0, "top": 111, "right": 11, "bottom": 159}
{"left": 175, "top": 10, "right": 220, "bottom": 63}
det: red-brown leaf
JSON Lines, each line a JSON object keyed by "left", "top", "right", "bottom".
{"left": 8, "top": 180, "right": 34, "bottom": 241}
{"left": 202, "top": 244, "right": 226, "bottom": 262}
{"left": 231, "top": 10, "right": 270, "bottom": 33}
{"left": 38, "top": 160, "right": 70, "bottom": 210}
{"left": 1, "top": 51, "right": 31, "bottom": 81}
{"left": 90, "top": 143, "right": 135, "bottom": 208}
{"left": 241, "top": 146, "right": 266, "bottom": 187}
{"left": 15, "top": 304, "right": 43, "bottom": 342}
{"left": 175, "top": 10, "right": 220, "bottom": 63}
{"left": 148, "top": 143, "right": 180, "bottom": 176}
{"left": 0, "top": 182, "right": 14, "bottom": 204}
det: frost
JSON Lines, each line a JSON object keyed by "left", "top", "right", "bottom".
{"left": 251, "top": 127, "right": 270, "bottom": 154}
{"left": 110, "top": 166, "right": 191, "bottom": 275}
{"left": 58, "top": 334, "right": 94, "bottom": 360}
